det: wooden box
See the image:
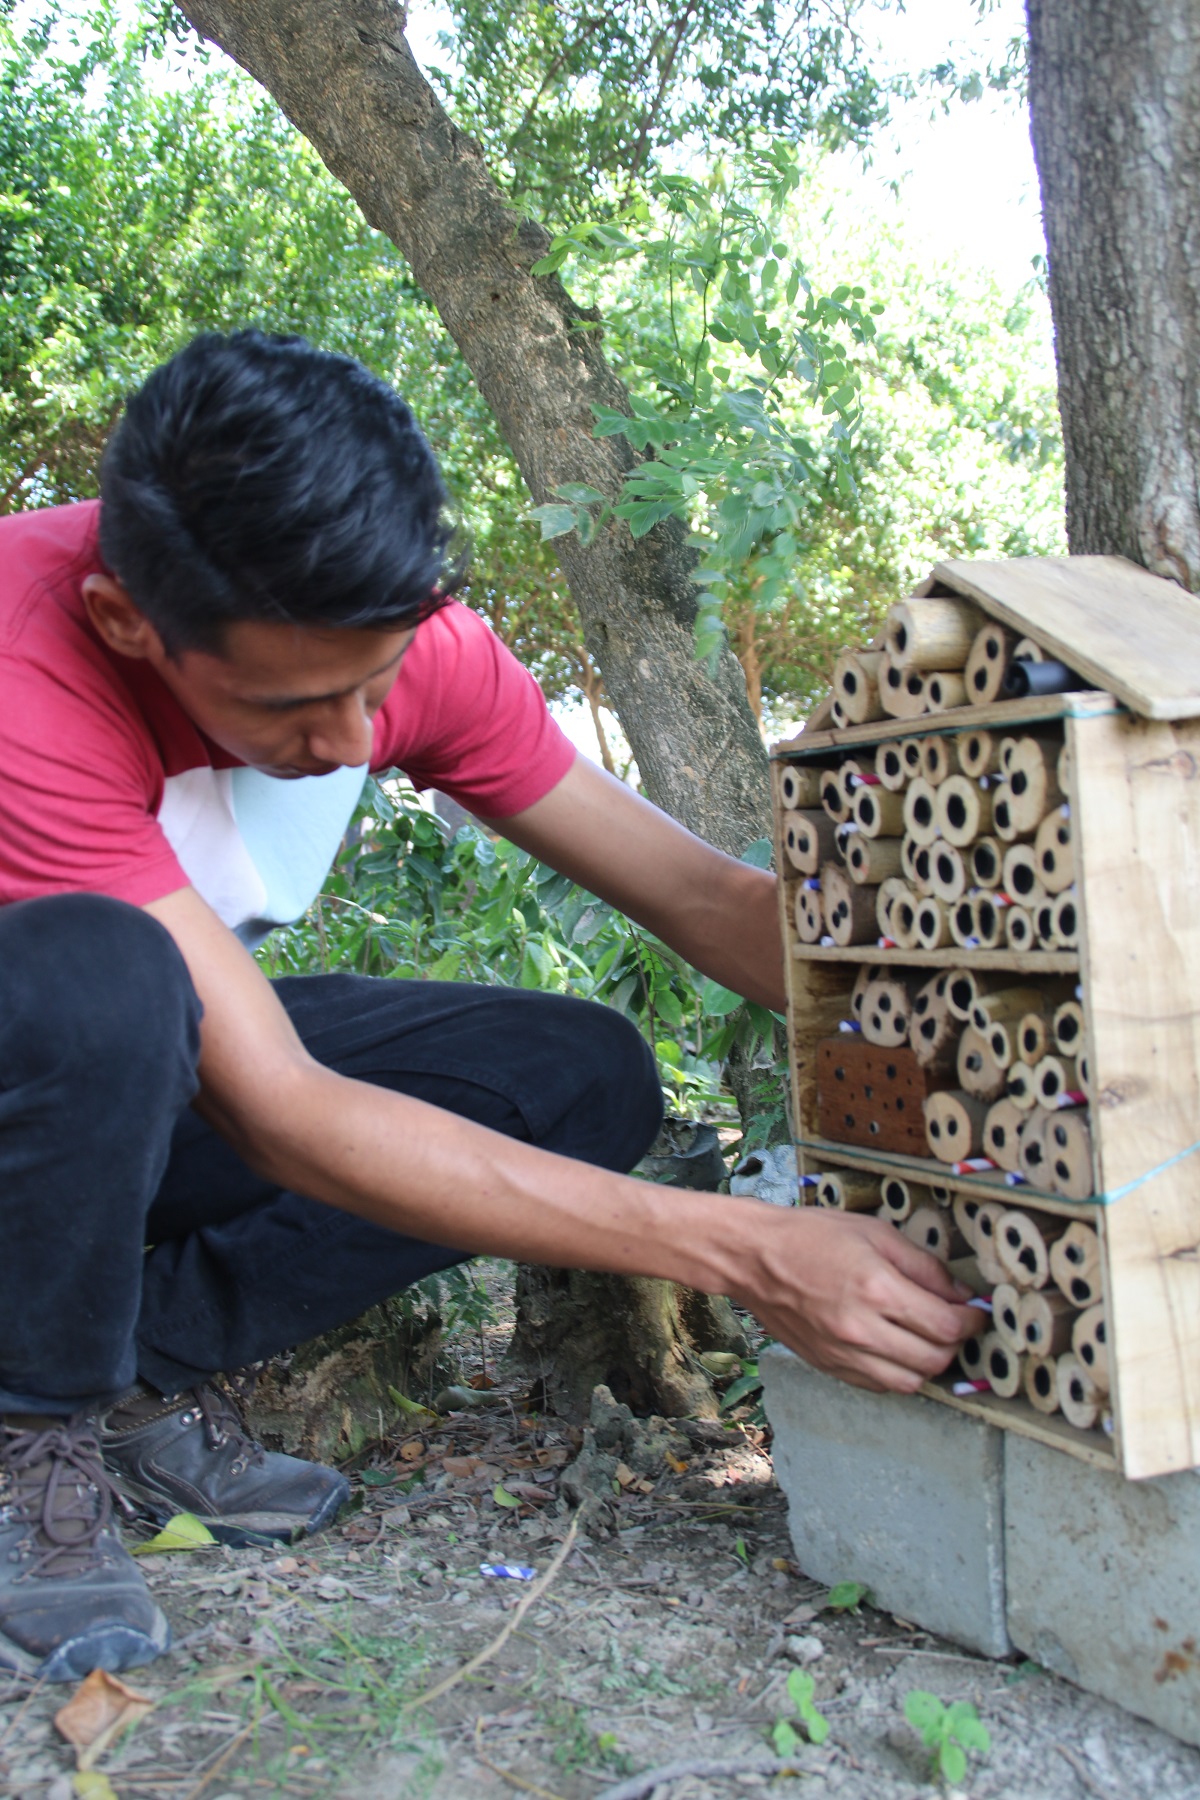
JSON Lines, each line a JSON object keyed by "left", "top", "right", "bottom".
{"left": 772, "top": 556, "right": 1200, "bottom": 1480}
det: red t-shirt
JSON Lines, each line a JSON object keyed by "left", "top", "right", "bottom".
{"left": 0, "top": 502, "right": 575, "bottom": 942}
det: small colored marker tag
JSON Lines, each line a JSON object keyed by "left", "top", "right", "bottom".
{"left": 1004, "top": 1171, "right": 1028, "bottom": 1186}
{"left": 952, "top": 1157, "right": 996, "bottom": 1174}
{"left": 967, "top": 1296, "right": 993, "bottom": 1312}
{"left": 952, "top": 1379, "right": 992, "bottom": 1396}
{"left": 837, "top": 1019, "right": 862, "bottom": 1034}
{"left": 480, "top": 1563, "right": 536, "bottom": 1581}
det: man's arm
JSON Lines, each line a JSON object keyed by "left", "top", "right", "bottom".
{"left": 498, "top": 755, "right": 786, "bottom": 1011}
{"left": 145, "top": 885, "right": 979, "bottom": 1393}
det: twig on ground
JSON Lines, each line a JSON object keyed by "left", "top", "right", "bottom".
{"left": 592, "top": 1753, "right": 811, "bottom": 1800}
{"left": 0, "top": 1672, "right": 47, "bottom": 1755}
{"left": 473, "top": 1716, "right": 569, "bottom": 1800}
{"left": 403, "top": 1511, "right": 581, "bottom": 1713}
{"left": 1054, "top": 1742, "right": 1122, "bottom": 1800}
{"left": 182, "top": 1714, "right": 262, "bottom": 1800}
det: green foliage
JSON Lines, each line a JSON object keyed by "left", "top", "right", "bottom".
{"left": 771, "top": 1667, "right": 830, "bottom": 1754}
{"left": 719, "top": 1362, "right": 763, "bottom": 1412}
{"left": 903, "top": 1690, "right": 991, "bottom": 1787}
{"left": 822, "top": 1580, "right": 870, "bottom": 1614}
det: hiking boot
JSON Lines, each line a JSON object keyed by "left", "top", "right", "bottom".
{"left": 99, "top": 1383, "right": 350, "bottom": 1547}
{"left": 0, "top": 1413, "right": 170, "bottom": 1682}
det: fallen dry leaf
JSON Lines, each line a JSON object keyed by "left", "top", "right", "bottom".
{"left": 614, "top": 1462, "right": 635, "bottom": 1488}
{"left": 442, "top": 1455, "right": 482, "bottom": 1477}
{"left": 398, "top": 1439, "right": 426, "bottom": 1463}
{"left": 665, "top": 1452, "right": 689, "bottom": 1474}
{"left": 55, "top": 1668, "right": 155, "bottom": 1770}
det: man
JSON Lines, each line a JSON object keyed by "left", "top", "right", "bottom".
{"left": 0, "top": 331, "right": 977, "bottom": 1682}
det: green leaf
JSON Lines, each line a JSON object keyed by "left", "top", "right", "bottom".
{"left": 740, "top": 836, "right": 773, "bottom": 869}
{"left": 130, "top": 1511, "right": 218, "bottom": 1555}
{"left": 719, "top": 1370, "right": 764, "bottom": 1410}
{"left": 530, "top": 502, "right": 579, "bottom": 540}
{"left": 493, "top": 1483, "right": 522, "bottom": 1510}
{"left": 701, "top": 978, "right": 742, "bottom": 1016}
{"left": 903, "top": 1690, "right": 945, "bottom": 1734}
{"left": 555, "top": 482, "right": 606, "bottom": 505}
{"left": 939, "top": 1741, "right": 967, "bottom": 1785}
{"left": 360, "top": 1468, "right": 397, "bottom": 1487}
{"left": 803, "top": 1708, "right": 830, "bottom": 1745}
{"left": 771, "top": 1718, "right": 800, "bottom": 1757}
{"left": 786, "top": 1669, "right": 815, "bottom": 1710}
{"left": 824, "top": 1580, "right": 870, "bottom": 1612}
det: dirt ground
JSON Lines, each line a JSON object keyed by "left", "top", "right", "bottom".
{"left": 3, "top": 1271, "right": 1200, "bottom": 1800}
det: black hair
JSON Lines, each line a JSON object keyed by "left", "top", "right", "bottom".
{"left": 98, "top": 330, "right": 463, "bottom": 654}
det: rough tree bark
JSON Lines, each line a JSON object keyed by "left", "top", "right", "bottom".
{"left": 173, "top": 0, "right": 773, "bottom": 1425}
{"left": 1025, "top": 0, "right": 1200, "bottom": 589}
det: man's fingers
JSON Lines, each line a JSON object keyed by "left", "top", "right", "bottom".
{"left": 879, "top": 1225, "right": 968, "bottom": 1299}
{"left": 873, "top": 1234, "right": 985, "bottom": 1345}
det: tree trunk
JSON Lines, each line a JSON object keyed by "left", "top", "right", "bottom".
{"left": 1025, "top": 0, "right": 1200, "bottom": 589}
{"left": 175, "top": 0, "right": 769, "bottom": 853}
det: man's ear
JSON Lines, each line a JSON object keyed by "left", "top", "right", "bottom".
{"left": 81, "top": 573, "right": 168, "bottom": 664}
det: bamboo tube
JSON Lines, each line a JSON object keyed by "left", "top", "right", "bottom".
{"left": 820, "top": 767, "right": 851, "bottom": 823}
{"left": 853, "top": 784, "right": 907, "bottom": 838}
{"left": 833, "top": 820, "right": 856, "bottom": 865}
{"left": 1024, "top": 1357, "right": 1061, "bottom": 1415}
{"left": 1033, "top": 896, "right": 1058, "bottom": 947}
{"left": 1053, "top": 999, "right": 1086, "bottom": 1058}
{"left": 936, "top": 774, "right": 993, "bottom": 847}
{"left": 1049, "top": 889, "right": 1080, "bottom": 950}
{"left": 1057, "top": 1354, "right": 1103, "bottom": 1430}
{"left": 830, "top": 699, "right": 848, "bottom": 728}
{"left": 821, "top": 864, "right": 878, "bottom": 946}
{"left": 924, "top": 1090, "right": 988, "bottom": 1162}
{"left": 875, "top": 740, "right": 909, "bottom": 791}
{"left": 1001, "top": 843, "right": 1045, "bottom": 906}
{"left": 902, "top": 777, "right": 939, "bottom": 846}
{"left": 911, "top": 971, "right": 958, "bottom": 1069}
{"left": 886, "top": 597, "right": 983, "bottom": 670}
{"left": 1078, "top": 1051, "right": 1092, "bottom": 1100}
{"left": 1057, "top": 740, "right": 1072, "bottom": 795}
{"left": 975, "top": 894, "right": 1008, "bottom": 954}
{"left": 780, "top": 764, "right": 822, "bottom": 810}
{"left": 929, "top": 841, "right": 967, "bottom": 903}
{"left": 1006, "top": 1060, "right": 1039, "bottom": 1113}
{"left": 833, "top": 649, "right": 887, "bottom": 725}
{"left": 910, "top": 842, "right": 935, "bottom": 896}
{"left": 946, "top": 967, "right": 1002, "bottom": 1023}
{"left": 953, "top": 1195, "right": 982, "bottom": 1249}
{"left": 783, "top": 809, "right": 838, "bottom": 875}
{"left": 957, "top": 1027, "right": 1008, "bottom": 1102}
{"left": 1033, "top": 1054, "right": 1079, "bottom": 1109}
{"left": 1016, "top": 1105, "right": 1050, "bottom": 1183}
{"left": 1019, "top": 1288, "right": 1076, "bottom": 1358}
{"left": 948, "top": 1253, "right": 989, "bottom": 1295}
{"left": 963, "top": 621, "right": 1015, "bottom": 706}
{"left": 998, "top": 736, "right": 1019, "bottom": 776}
{"left": 981, "top": 1332, "right": 1023, "bottom": 1399}
{"left": 1017, "top": 1011, "right": 1051, "bottom": 1065}
{"left": 991, "top": 781, "right": 1021, "bottom": 843}
{"left": 971, "top": 986, "right": 1046, "bottom": 1032}
{"left": 1072, "top": 1304, "right": 1110, "bottom": 1392}
{"left": 925, "top": 670, "right": 969, "bottom": 713}
{"left": 880, "top": 1176, "right": 935, "bottom": 1222}
{"left": 1013, "top": 637, "right": 1044, "bottom": 663}
{"left": 846, "top": 834, "right": 906, "bottom": 886}
{"left": 1006, "top": 737, "right": 1063, "bottom": 834}
{"left": 794, "top": 884, "right": 824, "bottom": 943}
{"left": 1035, "top": 806, "right": 1075, "bottom": 894}
{"left": 875, "top": 876, "right": 911, "bottom": 941}
{"left": 959, "top": 728, "right": 1005, "bottom": 779}
{"left": 995, "top": 1208, "right": 1066, "bottom": 1289}
{"left": 838, "top": 760, "right": 868, "bottom": 809}
{"left": 1048, "top": 1222, "right": 1103, "bottom": 1308}
{"left": 986, "top": 1017, "right": 1021, "bottom": 1070}
{"left": 957, "top": 1333, "right": 987, "bottom": 1382}
{"left": 889, "top": 887, "right": 922, "bottom": 950}
{"left": 931, "top": 1184, "right": 953, "bottom": 1206}
{"left": 850, "top": 961, "right": 883, "bottom": 1023}
{"left": 1004, "top": 906, "right": 1035, "bottom": 951}
{"left": 880, "top": 656, "right": 929, "bottom": 720}
{"left": 972, "top": 1203, "right": 1008, "bottom": 1284}
{"left": 915, "top": 895, "right": 955, "bottom": 950}
{"left": 901, "top": 1206, "right": 962, "bottom": 1262}
{"left": 901, "top": 737, "right": 926, "bottom": 781}
{"left": 1045, "top": 1109, "right": 1094, "bottom": 1201}
{"left": 921, "top": 734, "right": 961, "bottom": 786}
{"left": 948, "top": 896, "right": 979, "bottom": 950}
{"left": 992, "top": 1282, "right": 1025, "bottom": 1353}
{"left": 983, "top": 1098, "right": 1026, "bottom": 1172}
{"left": 860, "top": 975, "right": 917, "bottom": 1048}
{"left": 970, "top": 836, "right": 1004, "bottom": 889}
{"left": 816, "top": 1170, "right": 881, "bottom": 1212}
{"left": 900, "top": 833, "right": 922, "bottom": 886}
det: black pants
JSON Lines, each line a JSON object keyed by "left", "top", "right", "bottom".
{"left": 0, "top": 894, "right": 662, "bottom": 1415}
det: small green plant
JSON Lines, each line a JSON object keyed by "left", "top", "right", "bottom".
{"left": 822, "top": 1580, "right": 870, "bottom": 1614}
{"left": 903, "top": 1691, "right": 991, "bottom": 1787}
{"left": 771, "top": 1668, "right": 829, "bottom": 1755}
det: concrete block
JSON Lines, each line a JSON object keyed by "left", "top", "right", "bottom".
{"left": 761, "top": 1345, "right": 1010, "bottom": 1656}
{"left": 1005, "top": 1435, "right": 1200, "bottom": 1747}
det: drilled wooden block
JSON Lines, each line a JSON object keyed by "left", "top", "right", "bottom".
{"left": 817, "top": 1038, "right": 940, "bottom": 1156}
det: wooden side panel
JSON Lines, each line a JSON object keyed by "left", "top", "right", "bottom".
{"left": 1072, "top": 711, "right": 1200, "bottom": 1476}
{"left": 936, "top": 556, "right": 1200, "bottom": 720}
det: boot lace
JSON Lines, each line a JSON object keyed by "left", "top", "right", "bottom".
{"left": 0, "top": 1416, "right": 124, "bottom": 1579}
{"left": 188, "top": 1385, "right": 268, "bottom": 1476}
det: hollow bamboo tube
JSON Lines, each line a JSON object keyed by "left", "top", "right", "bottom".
{"left": 995, "top": 1208, "right": 1066, "bottom": 1290}
{"left": 911, "top": 972, "right": 958, "bottom": 1069}
{"left": 783, "top": 809, "right": 838, "bottom": 875}
{"left": 952, "top": 1195, "right": 983, "bottom": 1249}
{"left": 821, "top": 864, "right": 878, "bottom": 946}
{"left": 910, "top": 842, "right": 935, "bottom": 896}
{"left": 971, "top": 986, "right": 1046, "bottom": 1032}
{"left": 1016, "top": 1106, "right": 1050, "bottom": 1185}
{"left": 794, "top": 884, "right": 824, "bottom": 943}
{"left": 931, "top": 1185, "right": 953, "bottom": 1207}
{"left": 1004, "top": 906, "right": 1036, "bottom": 951}
{"left": 820, "top": 767, "right": 851, "bottom": 823}
{"left": 970, "top": 836, "right": 1004, "bottom": 889}
{"left": 1057, "top": 740, "right": 1072, "bottom": 795}
{"left": 1013, "top": 637, "right": 1044, "bottom": 663}
{"left": 1049, "top": 889, "right": 1080, "bottom": 950}
{"left": 921, "top": 735, "right": 961, "bottom": 786}
{"left": 833, "top": 649, "right": 887, "bottom": 725}
{"left": 889, "top": 887, "right": 922, "bottom": 950}
{"left": 830, "top": 699, "right": 848, "bottom": 728}
{"left": 1045, "top": 1109, "right": 1094, "bottom": 1201}
{"left": 972, "top": 1202, "right": 1008, "bottom": 1284}
{"left": 949, "top": 896, "right": 979, "bottom": 950}
{"left": 874, "top": 740, "right": 909, "bottom": 791}
{"left": 900, "top": 833, "right": 922, "bottom": 886}
{"left": 875, "top": 876, "right": 911, "bottom": 941}
{"left": 860, "top": 975, "right": 917, "bottom": 1048}
{"left": 1017, "top": 1012, "right": 1051, "bottom": 1065}
{"left": 1057, "top": 1354, "right": 1102, "bottom": 1430}
{"left": 779, "top": 764, "right": 822, "bottom": 811}
{"left": 1078, "top": 1051, "right": 1092, "bottom": 1100}
{"left": 880, "top": 1175, "right": 935, "bottom": 1222}
{"left": 983, "top": 1098, "right": 1026, "bottom": 1172}
{"left": 1032, "top": 896, "right": 1057, "bottom": 946}
{"left": 834, "top": 821, "right": 857, "bottom": 866}
{"left": 972, "top": 903, "right": 1017, "bottom": 963}
{"left": 846, "top": 834, "right": 905, "bottom": 886}
{"left": 1006, "top": 737, "right": 1063, "bottom": 835}
{"left": 925, "top": 670, "right": 969, "bottom": 713}
{"left": 838, "top": 760, "right": 868, "bottom": 808}
{"left": 1033, "top": 1054, "right": 1079, "bottom": 1109}
{"left": 923, "top": 1089, "right": 988, "bottom": 1162}
{"left": 963, "top": 621, "right": 1015, "bottom": 706}
{"left": 1052, "top": 1000, "right": 1085, "bottom": 1058}
{"left": 936, "top": 775, "right": 993, "bottom": 847}
{"left": 1072, "top": 1304, "right": 1110, "bottom": 1392}
{"left": 957, "top": 1027, "right": 1008, "bottom": 1102}
{"left": 959, "top": 728, "right": 1005, "bottom": 780}
{"left": 816, "top": 1170, "right": 881, "bottom": 1212}
{"left": 991, "top": 781, "right": 1021, "bottom": 843}
{"left": 1024, "top": 1357, "right": 1061, "bottom": 1415}
{"left": 1048, "top": 1222, "right": 1103, "bottom": 1309}
{"left": 1035, "top": 806, "right": 1074, "bottom": 895}
{"left": 992, "top": 1282, "right": 1025, "bottom": 1353}
{"left": 946, "top": 967, "right": 1001, "bottom": 1023}
{"left": 901, "top": 1206, "right": 962, "bottom": 1262}
{"left": 929, "top": 841, "right": 967, "bottom": 903}
{"left": 900, "top": 737, "right": 926, "bottom": 781}
{"left": 853, "top": 785, "right": 907, "bottom": 839}
{"left": 1006, "top": 1060, "right": 1039, "bottom": 1114}
{"left": 916, "top": 895, "right": 955, "bottom": 950}
{"left": 903, "top": 778, "right": 940, "bottom": 846}
{"left": 957, "top": 1333, "right": 987, "bottom": 1382}
{"left": 987, "top": 1018, "right": 1020, "bottom": 1069}
{"left": 1019, "top": 1288, "right": 1076, "bottom": 1358}
{"left": 998, "top": 736, "right": 1019, "bottom": 775}
{"left": 1001, "top": 843, "right": 1045, "bottom": 906}
{"left": 886, "top": 597, "right": 983, "bottom": 670}
{"left": 879, "top": 656, "right": 929, "bottom": 720}
{"left": 981, "top": 1332, "right": 1023, "bottom": 1399}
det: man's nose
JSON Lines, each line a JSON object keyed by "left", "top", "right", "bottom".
{"left": 307, "top": 693, "right": 374, "bottom": 766}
